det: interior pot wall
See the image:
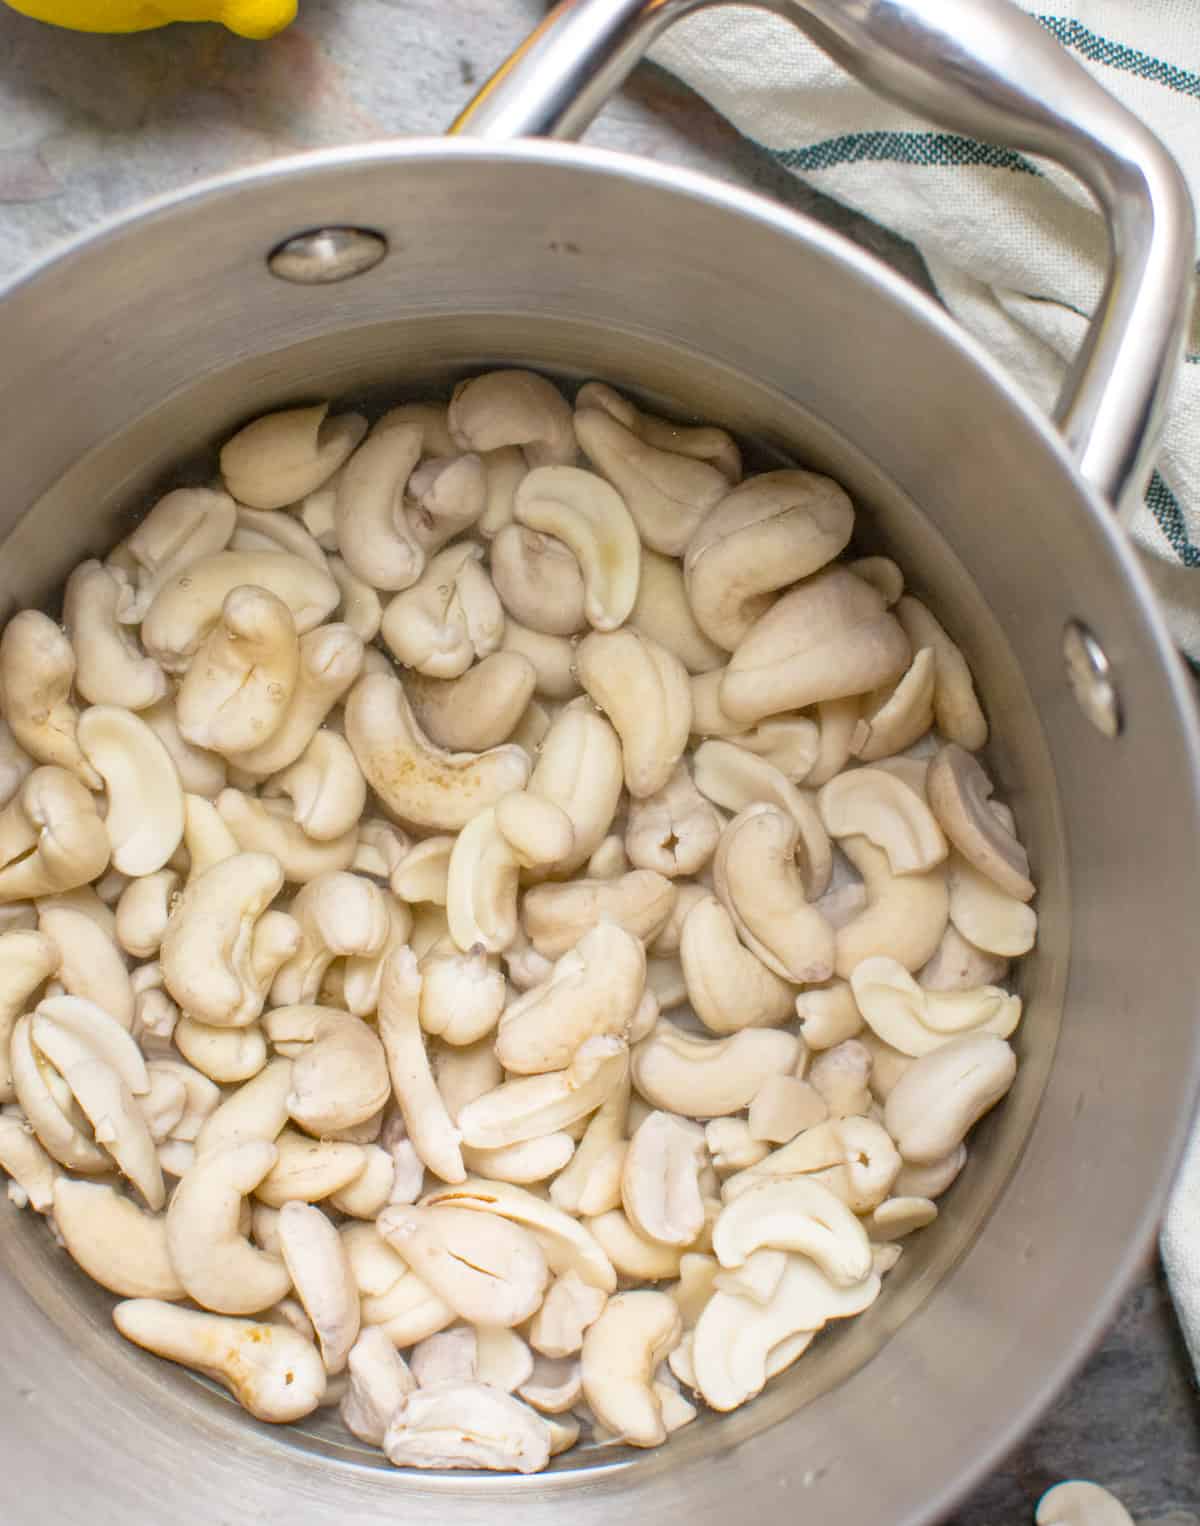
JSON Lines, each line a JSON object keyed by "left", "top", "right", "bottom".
{"left": 0, "top": 143, "right": 1197, "bottom": 1526}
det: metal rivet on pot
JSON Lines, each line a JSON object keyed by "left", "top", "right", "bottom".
{"left": 267, "top": 228, "right": 388, "bottom": 285}
{"left": 1063, "top": 620, "right": 1122, "bottom": 738}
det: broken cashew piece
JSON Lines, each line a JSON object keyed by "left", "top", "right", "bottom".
{"left": 109, "top": 487, "right": 237, "bottom": 626}
{"left": 818, "top": 765, "right": 947, "bottom": 876}
{"left": 850, "top": 647, "right": 936, "bottom": 763}
{"left": 384, "top": 1383, "right": 552, "bottom": 1473}
{"left": 419, "top": 940, "right": 506, "bottom": 1047}
{"left": 621, "top": 1110, "right": 707, "bottom": 1247}
{"left": 340, "top": 1326, "right": 417, "bottom": 1446}
{"left": 712, "top": 1176, "right": 872, "bottom": 1287}
{"left": 948, "top": 853, "right": 1038, "bottom": 956}
{"left": 896, "top": 596, "right": 988, "bottom": 751}
{"left": 525, "top": 700, "right": 624, "bottom": 876}
{"left": 271, "top": 872, "right": 390, "bottom": 1007}
{"left": 457, "top": 1037, "right": 630, "bottom": 1150}
{"left": 927, "top": 744, "right": 1034, "bottom": 901}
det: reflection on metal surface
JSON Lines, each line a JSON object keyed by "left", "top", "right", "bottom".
{"left": 1063, "top": 620, "right": 1122, "bottom": 738}
{"left": 267, "top": 228, "right": 388, "bottom": 285}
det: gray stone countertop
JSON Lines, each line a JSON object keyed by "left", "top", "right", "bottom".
{"left": 0, "top": 1, "right": 1197, "bottom": 1520}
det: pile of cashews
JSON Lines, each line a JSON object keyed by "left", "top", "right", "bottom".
{"left": 0, "top": 370, "right": 1038, "bottom": 1473}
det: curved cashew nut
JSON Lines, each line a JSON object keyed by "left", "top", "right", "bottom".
{"left": 113, "top": 870, "right": 179, "bottom": 962}
{"left": 326, "top": 553, "right": 381, "bottom": 643}
{"left": 166, "top": 1138, "right": 291, "bottom": 1312}
{"left": 947, "top": 853, "right": 1038, "bottom": 956}
{"left": 621, "top": 1110, "right": 707, "bottom": 1247}
{"left": 254, "top": 1127, "right": 365, "bottom": 1206}
{"left": 179, "top": 793, "right": 238, "bottom": 881}
{"left": 575, "top": 406, "right": 727, "bottom": 556}
{"left": 723, "top": 1115, "right": 901, "bottom": 1214}
{"left": 406, "top": 452, "right": 487, "bottom": 556}
{"left": 175, "top": 586, "right": 299, "bottom": 757}
{"left": 194, "top": 1056, "right": 292, "bottom": 1159}
{"left": 232, "top": 504, "right": 329, "bottom": 567}
{"left": 109, "top": 487, "right": 236, "bottom": 626}
{"left": 628, "top": 545, "right": 725, "bottom": 674}
{"left": 580, "top": 1291, "right": 681, "bottom": 1447}
{"left": 405, "top": 653, "right": 537, "bottom": 753}
{"left": 576, "top": 382, "right": 740, "bottom": 482}
{"left": 230, "top": 622, "right": 364, "bottom": 778}
{"left": 220, "top": 403, "right": 365, "bottom": 509}
{"left": 0, "top": 1113, "right": 57, "bottom": 1210}
{"left": 0, "top": 928, "right": 60, "bottom": 1100}
{"left": 10, "top": 1015, "right": 107, "bottom": 1171}
{"left": 383, "top": 1383, "right": 552, "bottom": 1473}
{"left": 271, "top": 872, "right": 390, "bottom": 1007}
{"left": 63, "top": 560, "right": 169, "bottom": 710}
{"left": 457, "top": 1037, "right": 630, "bottom": 1151}
{"left": 277, "top": 1200, "right": 360, "bottom": 1374}
{"left": 140, "top": 551, "right": 338, "bottom": 675}
{"left": 884, "top": 1033, "right": 1017, "bottom": 1163}
{"left": 805, "top": 696, "right": 860, "bottom": 788}
{"left": 77, "top": 706, "right": 185, "bottom": 877}
{"left": 513, "top": 466, "right": 640, "bottom": 631}
{"left": 525, "top": 700, "right": 623, "bottom": 878}
{"left": 849, "top": 955, "right": 1021, "bottom": 1056}
{"left": 625, "top": 763, "right": 722, "bottom": 878}
{"left": 216, "top": 790, "right": 358, "bottom": 881}
{"left": 521, "top": 869, "right": 676, "bottom": 960}
{"left": 577, "top": 629, "right": 691, "bottom": 799}
{"left": 53, "top": 1177, "right": 184, "bottom": 1299}
{"left": 0, "top": 768, "right": 110, "bottom": 903}
{"left": 712, "top": 1176, "right": 871, "bottom": 1286}
{"left": 345, "top": 672, "right": 530, "bottom": 833}
{"left": 834, "top": 835, "right": 949, "bottom": 979}
{"left": 377, "top": 947, "right": 465, "bottom": 1184}
{"left": 0, "top": 611, "right": 99, "bottom": 786}
{"left": 113, "top": 1299, "right": 326, "bottom": 1422}
{"left": 896, "top": 596, "right": 988, "bottom": 751}
{"left": 497, "top": 923, "right": 645, "bottom": 1075}
{"left": 679, "top": 894, "right": 795, "bottom": 1035}
{"left": 870, "top": 1196, "right": 937, "bottom": 1240}
{"left": 549, "top": 1067, "right": 630, "bottom": 1217}
{"left": 748, "top": 1075, "right": 827, "bottom": 1144}
{"left": 160, "top": 851, "right": 298, "bottom": 1027}
{"left": 692, "top": 739, "right": 832, "bottom": 898}
{"left": 1036, "top": 1482, "right": 1134, "bottom": 1526}
{"left": 720, "top": 567, "right": 910, "bottom": 725}
{"left": 174, "top": 1016, "right": 268, "bottom": 1083}
{"left": 850, "top": 647, "right": 935, "bottom": 762}
{"left": 490, "top": 524, "right": 587, "bottom": 636}
{"left": 340, "top": 1327, "right": 417, "bottom": 1446}
{"left": 713, "top": 805, "right": 835, "bottom": 984}
{"left": 927, "top": 744, "right": 1034, "bottom": 901}
{"left": 478, "top": 445, "right": 528, "bottom": 537}
{"left": 500, "top": 618, "right": 579, "bottom": 700}
{"left": 631, "top": 1019, "right": 801, "bottom": 1118}
{"left": 818, "top": 765, "right": 947, "bottom": 875}
{"left": 463, "top": 1132, "right": 577, "bottom": 1187}
{"left": 139, "top": 698, "right": 226, "bottom": 799}
{"left": 685, "top": 470, "right": 855, "bottom": 651}
{"left": 33, "top": 994, "right": 146, "bottom": 1093}
{"left": 377, "top": 1203, "right": 549, "bottom": 1327}
{"left": 333, "top": 420, "right": 428, "bottom": 591}
{"left": 277, "top": 1008, "right": 391, "bottom": 1136}
{"left": 262, "top": 731, "right": 367, "bottom": 844}
{"left": 448, "top": 370, "right": 575, "bottom": 469}
{"left": 381, "top": 543, "right": 504, "bottom": 679}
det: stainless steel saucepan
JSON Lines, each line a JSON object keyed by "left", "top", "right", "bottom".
{"left": 1, "top": 1, "right": 1197, "bottom": 1521}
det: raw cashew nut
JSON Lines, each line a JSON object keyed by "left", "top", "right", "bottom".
{"left": 405, "top": 653, "right": 537, "bottom": 753}
{"left": 377, "top": 1203, "right": 549, "bottom": 1327}
{"left": 0, "top": 928, "right": 60, "bottom": 1099}
{"left": 723, "top": 716, "right": 820, "bottom": 783}
{"left": 720, "top": 567, "right": 910, "bottom": 725}
{"left": 332, "top": 420, "right": 427, "bottom": 590}
{"left": 575, "top": 406, "right": 727, "bottom": 555}
{"left": 140, "top": 551, "right": 338, "bottom": 674}
{"left": 327, "top": 554, "right": 382, "bottom": 643}
{"left": 0, "top": 1113, "right": 56, "bottom": 1210}
{"left": 0, "top": 768, "right": 110, "bottom": 903}
{"left": 713, "top": 805, "right": 834, "bottom": 984}
{"left": 490, "top": 525, "right": 587, "bottom": 636}
{"left": 808, "top": 1040, "right": 872, "bottom": 1118}
{"left": 550, "top": 1070, "right": 630, "bottom": 1217}
{"left": 884, "top": 1034, "right": 1017, "bottom": 1163}
{"left": 407, "top": 453, "right": 487, "bottom": 556}
{"left": 679, "top": 895, "right": 795, "bottom": 1035}
{"left": 0, "top": 719, "right": 34, "bottom": 812}
{"left": 529, "top": 1271, "right": 608, "bottom": 1357}
{"left": 220, "top": 403, "right": 365, "bottom": 509}
{"left": 381, "top": 543, "right": 504, "bottom": 679}
{"left": 493, "top": 790, "right": 575, "bottom": 871}
{"left": 818, "top": 766, "right": 947, "bottom": 875}
{"left": 500, "top": 619, "right": 579, "bottom": 700}
{"left": 281, "top": 1008, "right": 391, "bottom": 1135}
{"left": 621, "top": 1110, "right": 707, "bottom": 1247}
{"left": 113, "top": 1299, "right": 326, "bottom": 1422}
{"left": 444, "top": 808, "right": 524, "bottom": 955}
{"left": 419, "top": 940, "right": 506, "bottom": 1047}
{"left": 53, "top": 1177, "right": 184, "bottom": 1299}
{"left": 834, "top": 835, "right": 949, "bottom": 979}
{"left": 161, "top": 852, "right": 299, "bottom": 1028}
{"left": 580, "top": 1291, "right": 682, "bottom": 1447}
{"left": 383, "top": 1384, "right": 552, "bottom": 1473}
{"left": 0, "top": 611, "right": 99, "bottom": 786}
{"left": 724, "top": 1116, "right": 901, "bottom": 1213}
{"left": 457, "top": 1037, "right": 630, "bottom": 1150}
{"left": 264, "top": 731, "right": 367, "bottom": 843}
{"left": 449, "top": 370, "right": 575, "bottom": 469}
{"left": 631, "top": 1019, "right": 801, "bottom": 1118}
{"left": 628, "top": 546, "right": 725, "bottom": 674}
{"left": 625, "top": 763, "right": 722, "bottom": 877}
{"left": 272, "top": 872, "right": 390, "bottom": 1007}
{"left": 496, "top": 923, "right": 645, "bottom": 1075}
{"left": 77, "top": 706, "right": 185, "bottom": 877}
{"left": 345, "top": 673, "right": 530, "bottom": 833}
{"left": 514, "top": 466, "right": 640, "bottom": 631}
{"left": 522, "top": 870, "right": 675, "bottom": 961}
{"left": 684, "top": 470, "right": 855, "bottom": 650}
{"left": 109, "top": 487, "right": 237, "bottom": 626}
{"left": 850, "top": 648, "right": 936, "bottom": 763}
{"left": 114, "top": 870, "right": 180, "bottom": 961}
{"left": 277, "top": 1200, "right": 360, "bottom": 1374}
{"left": 232, "top": 505, "right": 328, "bottom": 567}
{"left": 377, "top": 947, "right": 465, "bottom": 1185}
{"left": 849, "top": 956, "right": 1021, "bottom": 1057}
{"left": 576, "top": 382, "right": 740, "bottom": 482}
{"left": 231, "top": 622, "right": 364, "bottom": 778}
{"left": 63, "top": 560, "right": 169, "bottom": 710}
{"left": 525, "top": 700, "right": 624, "bottom": 876}
{"left": 748, "top": 1075, "right": 827, "bottom": 1143}
{"left": 193, "top": 1056, "right": 292, "bottom": 1159}
{"left": 217, "top": 790, "right": 358, "bottom": 882}
{"left": 1036, "top": 1482, "right": 1134, "bottom": 1526}
{"left": 895, "top": 596, "right": 988, "bottom": 751}
{"left": 577, "top": 629, "right": 691, "bottom": 799}
{"left": 340, "top": 1327, "right": 417, "bottom": 1446}
{"left": 712, "top": 1177, "right": 872, "bottom": 1286}
{"left": 175, "top": 587, "right": 299, "bottom": 757}
{"left": 927, "top": 744, "right": 1034, "bottom": 901}
{"left": 947, "top": 854, "right": 1038, "bottom": 956}
{"left": 255, "top": 1127, "right": 366, "bottom": 1206}
{"left": 140, "top": 698, "right": 226, "bottom": 799}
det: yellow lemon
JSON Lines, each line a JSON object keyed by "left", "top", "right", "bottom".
{"left": 3, "top": 0, "right": 296, "bottom": 38}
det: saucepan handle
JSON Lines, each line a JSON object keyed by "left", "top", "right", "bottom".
{"left": 450, "top": 0, "right": 1194, "bottom": 517}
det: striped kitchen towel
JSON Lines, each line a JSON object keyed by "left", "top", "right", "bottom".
{"left": 653, "top": 0, "right": 1200, "bottom": 1377}
{"left": 653, "top": 2, "right": 1200, "bottom": 659}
